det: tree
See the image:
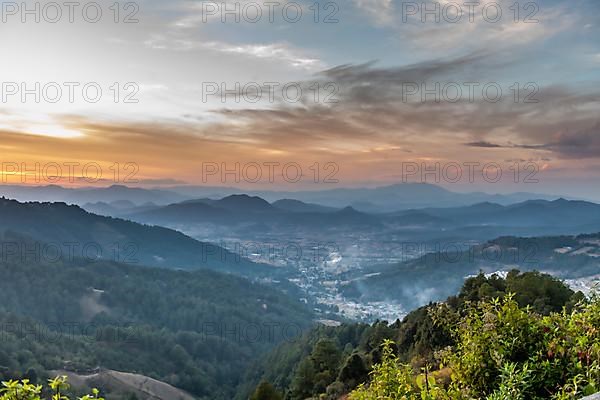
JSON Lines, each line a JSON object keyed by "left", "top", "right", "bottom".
{"left": 311, "top": 339, "right": 341, "bottom": 372}
{"left": 338, "top": 353, "right": 368, "bottom": 390}
{"left": 350, "top": 295, "right": 600, "bottom": 399}
{"left": 310, "top": 339, "right": 342, "bottom": 394}
{"left": 290, "top": 358, "right": 315, "bottom": 400}
{"left": 250, "top": 381, "right": 282, "bottom": 400}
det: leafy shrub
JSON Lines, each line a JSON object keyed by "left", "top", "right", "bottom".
{"left": 350, "top": 295, "right": 600, "bottom": 399}
{"left": 246, "top": 271, "right": 585, "bottom": 399}
{"left": 0, "top": 376, "right": 102, "bottom": 400}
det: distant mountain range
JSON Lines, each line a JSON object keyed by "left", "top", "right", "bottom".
{"left": 161, "top": 183, "right": 569, "bottom": 211}
{"left": 121, "top": 195, "right": 600, "bottom": 239}
{"left": 82, "top": 200, "right": 159, "bottom": 217}
{"left": 128, "top": 194, "right": 382, "bottom": 230}
{"left": 0, "top": 197, "right": 271, "bottom": 277}
{"left": 0, "top": 183, "right": 570, "bottom": 211}
{"left": 0, "top": 184, "right": 186, "bottom": 205}
{"left": 392, "top": 198, "right": 600, "bottom": 229}
{"left": 271, "top": 199, "right": 337, "bottom": 213}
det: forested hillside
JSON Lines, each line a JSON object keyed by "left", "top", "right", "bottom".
{"left": 0, "top": 198, "right": 270, "bottom": 277}
{"left": 243, "top": 271, "right": 588, "bottom": 399}
{"left": 0, "top": 234, "right": 313, "bottom": 399}
{"left": 350, "top": 294, "right": 600, "bottom": 399}
{"left": 343, "top": 233, "right": 600, "bottom": 309}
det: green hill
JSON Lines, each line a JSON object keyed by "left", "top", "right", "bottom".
{"left": 0, "top": 234, "right": 314, "bottom": 399}
{"left": 0, "top": 197, "right": 271, "bottom": 278}
{"left": 242, "top": 270, "right": 585, "bottom": 399}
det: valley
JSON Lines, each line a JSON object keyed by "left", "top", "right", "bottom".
{"left": 0, "top": 184, "right": 599, "bottom": 399}
{"left": 115, "top": 192, "right": 600, "bottom": 322}
{"left": 4, "top": 4, "right": 599, "bottom": 397}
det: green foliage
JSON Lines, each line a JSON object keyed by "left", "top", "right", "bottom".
{"left": 289, "top": 339, "right": 343, "bottom": 399}
{"left": 250, "top": 381, "right": 282, "bottom": 400}
{"left": 350, "top": 295, "right": 600, "bottom": 399}
{"left": 247, "top": 270, "right": 585, "bottom": 399}
{"left": 237, "top": 323, "right": 373, "bottom": 399}
{"left": 290, "top": 357, "right": 316, "bottom": 399}
{"left": 0, "top": 376, "right": 102, "bottom": 400}
{"left": 338, "top": 353, "right": 369, "bottom": 390}
{"left": 0, "top": 235, "right": 313, "bottom": 400}
{"left": 0, "top": 200, "right": 264, "bottom": 275}
{"left": 457, "top": 270, "right": 577, "bottom": 314}
{"left": 350, "top": 340, "right": 450, "bottom": 400}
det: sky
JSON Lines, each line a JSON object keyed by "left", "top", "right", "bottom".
{"left": 0, "top": 0, "right": 599, "bottom": 199}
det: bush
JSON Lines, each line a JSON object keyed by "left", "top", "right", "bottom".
{"left": 250, "top": 381, "right": 282, "bottom": 400}
{"left": 0, "top": 376, "right": 103, "bottom": 400}
{"left": 350, "top": 295, "right": 600, "bottom": 399}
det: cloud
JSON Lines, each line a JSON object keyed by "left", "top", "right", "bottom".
{"left": 353, "top": 0, "right": 580, "bottom": 57}
{"left": 465, "top": 141, "right": 504, "bottom": 148}
{"left": 204, "top": 42, "right": 323, "bottom": 70}
{"left": 143, "top": 36, "right": 324, "bottom": 70}
{"left": 352, "top": 0, "right": 394, "bottom": 26}
{"left": 139, "top": 0, "right": 325, "bottom": 71}
{"left": 0, "top": 54, "right": 598, "bottom": 187}
{"left": 199, "top": 58, "right": 600, "bottom": 163}
{"left": 511, "top": 124, "right": 600, "bottom": 159}
{"left": 323, "top": 51, "right": 490, "bottom": 83}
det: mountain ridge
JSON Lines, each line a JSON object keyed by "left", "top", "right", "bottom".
{"left": 0, "top": 197, "right": 270, "bottom": 277}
